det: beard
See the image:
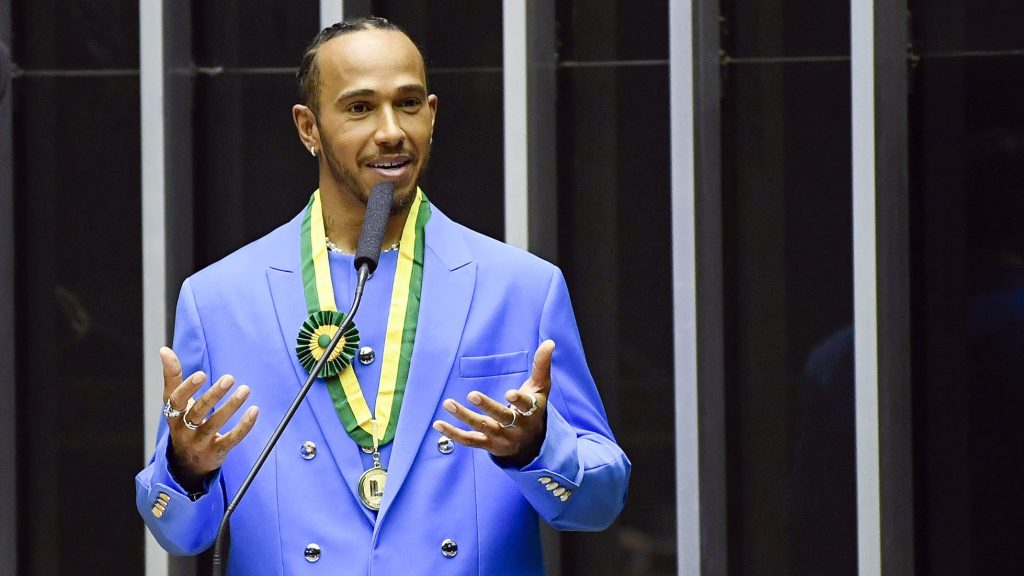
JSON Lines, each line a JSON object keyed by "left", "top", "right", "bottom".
{"left": 316, "top": 118, "right": 430, "bottom": 215}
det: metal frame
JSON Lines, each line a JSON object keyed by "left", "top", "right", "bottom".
{"left": 321, "top": 0, "right": 342, "bottom": 28}
{"left": 677, "top": 0, "right": 729, "bottom": 573}
{"left": 852, "top": 1, "right": 913, "bottom": 574}
{"left": 851, "top": 0, "right": 882, "bottom": 568}
{"left": 502, "top": 0, "right": 529, "bottom": 251}
{"left": 140, "top": 1, "right": 169, "bottom": 574}
{"left": 142, "top": 1, "right": 194, "bottom": 575}
{"left": 671, "top": 0, "right": 701, "bottom": 573}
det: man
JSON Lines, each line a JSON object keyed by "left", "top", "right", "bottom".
{"left": 137, "top": 17, "right": 629, "bottom": 574}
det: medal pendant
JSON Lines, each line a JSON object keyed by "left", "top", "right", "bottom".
{"left": 357, "top": 465, "right": 388, "bottom": 510}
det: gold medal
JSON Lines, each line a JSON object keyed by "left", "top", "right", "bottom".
{"left": 357, "top": 465, "right": 387, "bottom": 511}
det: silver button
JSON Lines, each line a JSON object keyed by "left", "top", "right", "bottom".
{"left": 304, "top": 543, "right": 321, "bottom": 562}
{"left": 437, "top": 435, "right": 455, "bottom": 454}
{"left": 553, "top": 486, "right": 566, "bottom": 497}
{"left": 358, "top": 346, "right": 376, "bottom": 365}
{"left": 545, "top": 481, "right": 560, "bottom": 491}
{"left": 300, "top": 441, "right": 317, "bottom": 460}
{"left": 560, "top": 491, "right": 572, "bottom": 502}
{"left": 440, "top": 538, "right": 458, "bottom": 558}
{"left": 538, "top": 476, "right": 552, "bottom": 485}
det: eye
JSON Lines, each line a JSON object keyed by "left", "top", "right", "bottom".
{"left": 348, "top": 102, "right": 371, "bottom": 115}
{"left": 400, "top": 98, "right": 423, "bottom": 112}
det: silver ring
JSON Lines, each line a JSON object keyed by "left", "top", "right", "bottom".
{"left": 499, "top": 408, "right": 518, "bottom": 429}
{"left": 513, "top": 393, "right": 539, "bottom": 417}
{"left": 182, "top": 398, "right": 204, "bottom": 431}
{"left": 162, "top": 398, "right": 184, "bottom": 419}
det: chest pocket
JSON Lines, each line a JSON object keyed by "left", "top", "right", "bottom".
{"left": 460, "top": 350, "right": 530, "bottom": 378}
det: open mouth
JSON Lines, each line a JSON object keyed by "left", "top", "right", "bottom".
{"left": 366, "top": 156, "right": 414, "bottom": 178}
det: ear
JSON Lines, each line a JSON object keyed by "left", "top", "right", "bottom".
{"left": 292, "top": 104, "right": 320, "bottom": 150}
{"left": 427, "top": 94, "right": 438, "bottom": 132}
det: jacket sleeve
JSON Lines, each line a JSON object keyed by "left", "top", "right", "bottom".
{"left": 499, "top": 268, "right": 631, "bottom": 530}
{"left": 135, "top": 278, "right": 225, "bottom": 555}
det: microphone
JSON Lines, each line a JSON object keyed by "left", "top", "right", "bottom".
{"left": 354, "top": 181, "right": 394, "bottom": 274}
{"left": 211, "top": 182, "right": 395, "bottom": 575}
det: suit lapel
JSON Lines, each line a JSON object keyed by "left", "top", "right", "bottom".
{"left": 376, "top": 210, "right": 475, "bottom": 524}
{"left": 265, "top": 218, "right": 376, "bottom": 525}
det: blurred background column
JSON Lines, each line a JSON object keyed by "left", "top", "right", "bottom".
{"left": 0, "top": 7, "right": 16, "bottom": 575}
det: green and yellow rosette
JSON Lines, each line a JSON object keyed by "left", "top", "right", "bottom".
{"left": 295, "top": 310, "right": 359, "bottom": 378}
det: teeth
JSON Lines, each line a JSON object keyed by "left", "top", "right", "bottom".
{"left": 371, "top": 160, "right": 406, "bottom": 168}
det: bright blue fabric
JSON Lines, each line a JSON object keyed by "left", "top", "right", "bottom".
{"left": 136, "top": 204, "right": 630, "bottom": 575}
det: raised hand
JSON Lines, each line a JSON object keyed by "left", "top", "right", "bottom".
{"left": 160, "top": 347, "right": 259, "bottom": 491}
{"left": 433, "top": 340, "right": 555, "bottom": 467}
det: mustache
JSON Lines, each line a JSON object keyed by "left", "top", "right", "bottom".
{"left": 360, "top": 149, "right": 417, "bottom": 163}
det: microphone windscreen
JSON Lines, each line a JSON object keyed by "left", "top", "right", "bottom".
{"left": 354, "top": 181, "right": 395, "bottom": 273}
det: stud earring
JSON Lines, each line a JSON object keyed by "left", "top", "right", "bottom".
{"left": 310, "top": 146, "right": 317, "bottom": 157}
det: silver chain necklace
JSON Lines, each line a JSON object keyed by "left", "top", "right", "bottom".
{"left": 324, "top": 237, "right": 400, "bottom": 255}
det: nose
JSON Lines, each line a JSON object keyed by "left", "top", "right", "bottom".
{"left": 374, "top": 105, "right": 405, "bottom": 149}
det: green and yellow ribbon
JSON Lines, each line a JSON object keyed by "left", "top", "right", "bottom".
{"left": 296, "top": 188, "right": 430, "bottom": 449}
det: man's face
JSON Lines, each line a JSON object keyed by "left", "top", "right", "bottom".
{"left": 313, "top": 29, "right": 437, "bottom": 210}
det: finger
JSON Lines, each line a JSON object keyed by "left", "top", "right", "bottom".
{"left": 214, "top": 405, "right": 260, "bottom": 452}
{"left": 527, "top": 340, "right": 556, "bottom": 393}
{"left": 202, "top": 385, "right": 251, "bottom": 434}
{"left": 160, "top": 347, "right": 183, "bottom": 399}
{"left": 168, "top": 370, "right": 207, "bottom": 409}
{"left": 505, "top": 388, "right": 540, "bottom": 415}
{"left": 186, "top": 374, "right": 235, "bottom": 424}
{"left": 467, "top": 391, "right": 516, "bottom": 426}
{"left": 443, "top": 399, "right": 501, "bottom": 435}
{"left": 432, "top": 420, "right": 491, "bottom": 449}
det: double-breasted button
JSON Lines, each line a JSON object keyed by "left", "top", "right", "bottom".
{"left": 437, "top": 435, "right": 455, "bottom": 454}
{"left": 440, "top": 539, "right": 458, "bottom": 558}
{"left": 304, "top": 543, "right": 321, "bottom": 562}
{"left": 300, "top": 441, "right": 317, "bottom": 460}
{"left": 358, "top": 346, "right": 376, "bottom": 365}
{"left": 151, "top": 492, "right": 171, "bottom": 518}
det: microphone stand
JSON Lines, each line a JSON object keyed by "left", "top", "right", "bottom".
{"left": 210, "top": 264, "right": 372, "bottom": 575}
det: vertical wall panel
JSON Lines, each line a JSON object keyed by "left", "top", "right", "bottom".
{"left": 851, "top": 0, "right": 882, "bottom": 570}
{"left": 0, "top": 12, "right": 15, "bottom": 576}
{"left": 670, "top": 0, "right": 703, "bottom": 574}
{"left": 140, "top": 1, "right": 168, "bottom": 574}
{"left": 141, "top": 2, "right": 194, "bottom": 576}
{"left": 853, "top": 0, "right": 914, "bottom": 574}
{"left": 502, "top": 0, "right": 528, "bottom": 250}
{"left": 872, "top": 0, "right": 913, "bottom": 571}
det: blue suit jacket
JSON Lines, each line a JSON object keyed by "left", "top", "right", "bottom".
{"left": 136, "top": 204, "right": 630, "bottom": 574}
